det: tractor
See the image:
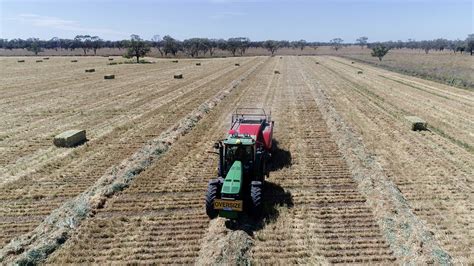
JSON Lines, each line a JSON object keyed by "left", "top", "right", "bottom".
{"left": 205, "top": 108, "right": 274, "bottom": 219}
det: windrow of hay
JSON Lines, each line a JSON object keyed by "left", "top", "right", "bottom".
{"left": 0, "top": 60, "right": 262, "bottom": 265}
{"left": 299, "top": 70, "right": 451, "bottom": 264}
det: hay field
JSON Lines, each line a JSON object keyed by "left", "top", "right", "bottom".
{"left": 0, "top": 56, "right": 472, "bottom": 264}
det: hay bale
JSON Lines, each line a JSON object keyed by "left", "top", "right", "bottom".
{"left": 274, "top": 70, "right": 280, "bottom": 74}
{"left": 235, "top": 63, "right": 240, "bottom": 66}
{"left": 108, "top": 62, "right": 118, "bottom": 65}
{"left": 71, "top": 60, "right": 78, "bottom": 62}
{"left": 85, "top": 69, "right": 95, "bottom": 73}
{"left": 53, "top": 130, "right": 86, "bottom": 147}
{"left": 36, "top": 60, "right": 43, "bottom": 63}
{"left": 104, "top": 74, "right": 115, "bottom": 79}
{"left": 17, "top": 60, "right": 25, "bottom": 63}
{"left": 174, "top": 74, "right": 183, "bottom": 79}
{"left": 172, "top": 60, "right": 178, "bottom": 63}
{"left": 280, "top": 57, "right": 283, "bottom": 59}
{"left": 351, "top": 61, "right": 355, "bottom": 64}
{"left": 405, "top": 116, "right": 428, "bottom": 131}
{"left": 43, "top": 57, "right": 50, "bottom": 60}
{"left": 357, "top": 71, "right": 363, "bottom": 74}
{"left": 196, "top": 62, "right": 201, "bottom": 66}
{"left": 315, "top": 62, "right": 319, "bottom": 64}
{"left": 108, "top": 58, "right": 114, "bottom": 61}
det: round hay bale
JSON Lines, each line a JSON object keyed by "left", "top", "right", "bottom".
{"left": 104, "top": 74, "right": 115, "bottom": 79}
{"left": 85, "top": 69, "right": 95, "bottom": 73}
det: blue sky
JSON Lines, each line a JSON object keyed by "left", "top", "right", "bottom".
{"left": 0, "top": 0, "right": 472, "bottom": 42}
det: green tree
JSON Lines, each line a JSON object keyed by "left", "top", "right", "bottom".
{"left": 330, "top": 38, "right": 344, "bottom": 51}
{"left": 26, "top": 38, "right": 43, "bottom": 55}
{"left": 371, "top": 44, "right": 390, "bottom": 61}
{"left": 163, "top": 35, "right": 180, "bottom": 56}
{"left": 124, "top": 35, "right": 150, "bottom": 63}
{"left": 356, "top": 36, "right": 368, "bottom": 48}
{"left": 466, "top": 34, "right": 474, "bottom": 56}
{"left": 263, "top": 40, "right": 280, "bottom": 55}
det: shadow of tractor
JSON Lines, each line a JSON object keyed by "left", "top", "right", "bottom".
{"left": 225, "top": 139, "right": 293, "bottom": 235}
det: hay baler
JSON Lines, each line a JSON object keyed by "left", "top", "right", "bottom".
{"left": 206, "top": 108, "right": 274, "bottom": 219}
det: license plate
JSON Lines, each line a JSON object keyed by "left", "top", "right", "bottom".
{"left": 214, "top": 199, "right": 243, "bottom": 212}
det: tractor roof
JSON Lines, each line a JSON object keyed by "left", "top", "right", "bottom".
{"left": 224, "top": 135, "right": 255, "bottom": 145}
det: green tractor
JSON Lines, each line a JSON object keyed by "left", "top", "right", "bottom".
{"left": 206, "top": 108, "right": 274, "bottom": 219}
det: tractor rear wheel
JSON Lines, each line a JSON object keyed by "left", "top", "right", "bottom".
{"left": 206, "top": 181, "right": 219, "bottom": 219}
{"left": 250, "top": 181, "right": 263, "bottom": 217}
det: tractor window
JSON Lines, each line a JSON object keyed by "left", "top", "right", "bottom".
{"left": 225, "top": 145, "right": 253, "bottom": 165}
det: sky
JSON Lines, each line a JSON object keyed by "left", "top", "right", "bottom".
{"left": 0, "top": 0, "right": 472, "bottom": 42}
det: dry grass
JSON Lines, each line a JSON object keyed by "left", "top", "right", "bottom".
{"left": 0, "top": 55, "right": 471, "bottom": 264}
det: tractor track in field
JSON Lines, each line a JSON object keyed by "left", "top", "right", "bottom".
{"left": 0, "top": 57, "right": 263, "bottom": 250}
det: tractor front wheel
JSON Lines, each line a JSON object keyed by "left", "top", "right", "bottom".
{"left": 206, "top": 181, "right": 219, "bottom": 219}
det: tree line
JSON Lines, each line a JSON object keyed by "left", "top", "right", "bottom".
{"left": 0, "top": 34, "right": 472, "bottom": 57}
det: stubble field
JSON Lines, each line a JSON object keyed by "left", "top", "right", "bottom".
{"left": 0, "top": 55, "right": 472, "bottom": 264}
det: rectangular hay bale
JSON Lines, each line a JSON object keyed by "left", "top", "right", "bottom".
{"left": 196, "top": 63, "right": 201, "bottom": 66}
{"left": 53, "top": 130, "right": 86, "bottom": 147}
{"left": 17, "top": 60, "right": 25, "bottom": 63}
{"left": 405, "top": 116, "right": 428, "bottom": 131}
{"left": 104, "top": 74, "right": 115, "bottom": 79}
{"left": 85, "top": 69, "right": 95, "bottom": 73}
{"left": 71, "top": 60, "right": 78, "bottom": 62}
{"left": 235, "top": 63, "right": 240, "bottom": 66}
{"left": 174, "top": 74, "right": 183, "bottom": 79}
{"left": 357, "top": 71, "right": 363, "bottom": 74}
{"left": 36, "top": 60, "right": 43, "bottom": 63}
{"left": 43, "top": 57, "right": 50, "bottom": 60}
{"left": 172, "top": 60, "right": 178, "bottom": 63}
{"left": 108, "top": 58, "right": 114, "bottom": 61}
{"left": 274, "top": 70, "right": 280, "bottom": 74}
